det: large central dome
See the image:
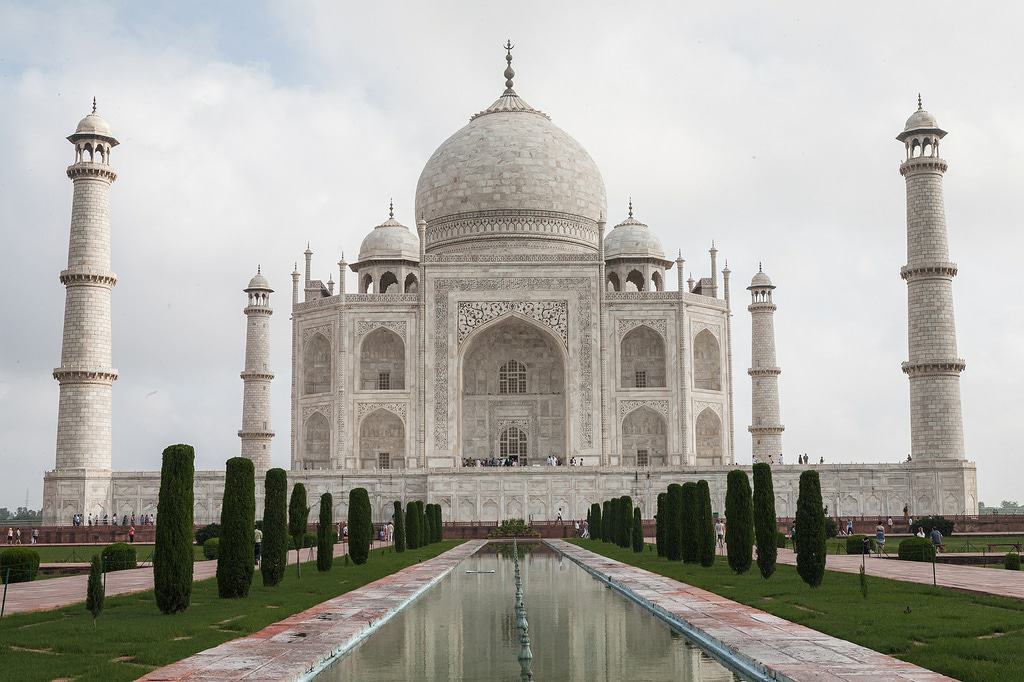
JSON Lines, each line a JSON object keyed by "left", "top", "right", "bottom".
{"left": 415, "top": 50, "right": 606, "bottom": 254}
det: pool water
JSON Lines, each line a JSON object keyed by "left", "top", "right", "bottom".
{"left": 319, "top": 543, "right": 743, "bottom": 681}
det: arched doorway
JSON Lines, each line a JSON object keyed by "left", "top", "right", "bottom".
{"left": 358, "top": 408, "right": 405, "bottom": 469}
{"left": 460, "top": 316, "right": 568, "bottom": 465}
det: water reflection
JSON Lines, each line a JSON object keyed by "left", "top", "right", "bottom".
{"left": 320, "top": 543, "right": 741, "bottom": 681}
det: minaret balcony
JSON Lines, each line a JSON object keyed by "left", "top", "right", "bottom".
{"left": 59, "top": 269, "right": 118, "bottom": 287}
{"left": 53, "top": 367, "right": 118, "bottom": 383}
{"left": 747, "top": 367, "right": 781, "bottom": 377}
{"left": 240, "top": 370, "right": 275, "bottom": 381}
{"left": 899, "top": 156, "right": 948, "bottom": 176}
{"left": 901, "top": 359, "right": 966, "bottom": 376}
{"left": 900, "top": 262, "right": 957, "bottom": 281}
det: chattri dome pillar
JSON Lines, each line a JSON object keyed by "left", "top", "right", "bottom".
{"left": 897, "top": 96, "right": 966, "bottom": 461}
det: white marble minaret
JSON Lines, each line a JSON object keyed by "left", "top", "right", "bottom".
{"left": 747, "top": 265, "right": 783, "bottom": 463}
{"left": 897, "top": 97, "right": 966, "bottom": 460}
{"left": 239, "top": 267, "right": 274, "bottom": 471}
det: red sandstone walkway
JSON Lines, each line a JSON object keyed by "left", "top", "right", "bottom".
{"left": 1, "top": 541, "right": 388, "bottom": 616}
{"left": 553, "top": 540, "right": 952, "bottom": 682}
{"left": 141, "top": 540, "right": 486, "bottom": 681}
{"left": 776, "top": 548, "right": 1024, "bottom": 599}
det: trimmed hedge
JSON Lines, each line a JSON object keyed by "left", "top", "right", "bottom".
{"left": 696, "top": 480, "right": 715, "bottom": 567}
{"left": 0, "top": 547, "right": 40, "bottom": 583}
{"left": 795, "top": 469, "right": 826, "bottom": 587}
{"left": 154, "top": 443, "right": 194, "bottom": 613}
{"left": 917, "top": 516, "right": 954, "bottom": 537}
{"left": 846, "top": 534, "right": 873, "bottom": 555}
{"left": 194, "top": 523, "right": 220, "bottom": 547}
{"left": 288, "top": 533, "right": 316, "bottom": 549}
{"left": 348, "top": 488, "right": 372, "bottom": 565}
{"left": 1005, "top": 552, "right": 1021, "bottom": 571}
{"left": 619, "top": 495, "right": 633, "bottom": 548}
{"left": 725, "top": 470, "right": 753, "bottom": 574}
{"left": 666, "top": 484, "right": 683, "bottom": 561}
{"left": 288, "top": 483, "right": 309, "bottom": 577}
{"left": 590, "top": 502, "right": 602, "bottom": 541}
{"left": 681, "top": 482, "right": 699, "bottom": 563}
{"left": 898, "top": 537, "right": 936, "bottom": 562}
{"left": 86, "top": 554, "right": 104, "bottom": 620}
{"left": 776, "top": 531, "right": 787, "bottom": 549}
{"left": 102, "top": 542, "right": 137, "bottom": 572}
{"left": 203, "top": 538, "right": 220, "bottom": 560}
{"left": 261, "top": 468, "right": 288, "bottom": 587}
{"left": 405, "top": 501, "right": 420, "bottom": 549}
{"left": 752, "top": 463, "right": 778, "bottom": 579}
{"left": 655, "top": 493, "right": 666, "bottom": 557}
{"left": 317, "top": 493, "right": 334, "bottom": 572}
{"left": 217, "top": 457, "right": 255, "bottom": 598}
{"left": 393, "top": 501, "right": 406, "bottom": 553}
{"left": 631, "top": 507, "right": 643, "bottom": 553}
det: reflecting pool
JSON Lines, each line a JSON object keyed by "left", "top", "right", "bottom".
{"left": 319, "top": 543, "right": 743, "bottom": 681}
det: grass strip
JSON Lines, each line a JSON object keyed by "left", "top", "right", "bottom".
{"left": 571, "top": 539, "right": 1024, "bottom": 682}
{"left": 0, "top": 540, "right": 462, "bottom": 682}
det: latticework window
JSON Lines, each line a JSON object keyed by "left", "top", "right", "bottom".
{"left": 636, "top": 449, "right": 649, "bottom": 467}
{"left": 499, "top": 427, "right": 527, "bottom": 461}
{"left": 635, "top": 370, "right": 648, "bottom": 388}
{"left": 377, "top": 372, "right": 391, "bottom": 390}
{"left": 377, "top": 452, "right": 390, "bottom": 469}
{"left": 498, "top": 360, "right": 527, "bottom": 394}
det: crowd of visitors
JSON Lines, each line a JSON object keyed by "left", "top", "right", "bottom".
{"left": 70, "top": 511, "right": 154, "bottom": 527}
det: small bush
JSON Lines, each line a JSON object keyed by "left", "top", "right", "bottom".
{"left": 487, "top": 518, "right": 540, "bottom": 538}
{"left": 898, "top": 537, "right": 936, "bottom": 562}
{"left": 86, "top": 554, "right": 104, "bottom": 620}
{"left": 1005, "top": 552, "right": 1021, "bottom": 571}
{"left": 917, "top": 516, "right": 954, "bottom": 537}
{"left": 194, "top": 523, "right": 220, "bottom": 546}
{"left": 288, "top": 533, "right": 317, "bottom": 549}
{"left": 846, "top": 535, "right": 874, "bottom": 555}
{"left": 101, "top": 542, "right": 137, "bottom": 571}
{"left": 824, "top": 517, "right": 838, "bottom": 539}
{"left": 203, "top": 538, "right": 220, "bottom": 560}
{"left": 0, "top": 547, "right": 40, "bottom": 583}
{"left": 776, "top": 531, "right": 787, "bottom": 549}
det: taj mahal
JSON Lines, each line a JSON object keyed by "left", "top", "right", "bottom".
{"left": 41, "top": 48, "right": 977, "bottom": 525}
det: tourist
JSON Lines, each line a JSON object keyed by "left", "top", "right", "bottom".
{"left": 581, "top": 521, "right": 589, "bottom": 539}
{"left": 102, "top": 513, "right": 108, "bottom": 525}
{"left": 902, "top": 504, "right": 909, "bottom": 521}
{"left": 556, "top": 507, "right": 563, "bottom": 524}
{"left": 31, "top": 528, "right": 38, "bottom": 544}
{"left": 87, "top": 513, "right": 92, "bottom": 527}
{"left": 15, "top": 528, "right": 22, "bottom": 545}
{"left": 386, "top": 521, "right": 394, "bottom": 543}
{"left": 846, "top": 519, "right": 854, "bottom": 535}
{"left": 130, "top": 513, "right": 136, "bottom": 526}
{"left": 875, "top": 521, "right": 886, "bottom": 555}
{"left": 574, "top": 519, "right": 580, "bottom": 535}
{"left": 779, "top": 453, "right": 784, "bottom": 465}
{"left": 887, "top": 517, "right": 893, "bottom": 533}
{"left": 6, "top": 527, "right": 12, "bottom": 544}
{"left": 916, "top": 527, "right": 926, "bottom": 538}
{"left": 930, "top": 527, "right": 944, "bottom": 553}
{"left": 715, "top": 519, "right": 725, "bottom": 549}
{"left": 122, "top": 514, "right": 128, "bottom": 526}
{"left": 254, "top": 527, "right": 263, "bottom": 567}
{"left": 128, "top": 525, "right": 135, "bottom": 543}
{"left": 819, "top": 456, "right": 824, "bottom": 464}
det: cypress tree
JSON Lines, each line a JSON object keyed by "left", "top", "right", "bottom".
{"left": 261, "top": 468, "right": 288, "bottom": 587}
{"left": 681, "top": 482, "right": 699, "bottom": 563}
{"left": 348, "top": 488, "right": 372, "bottom": 565}
{"left": 795, "top": 469, "right": 826, "bottom": 587}
{"left": 405, "top": 501, "right": 419, "bottom": 549}
{"left": 655, "top": 492, "right": 666, "bottom": 556}
{"left": 666, "top": 484, "right": 683, "bottom": 561}
{"left": 393, "top": 501, "right": 406, "bottom": 553}
{"left": 696, "top": 480, "right": 715, "bottom": 567}
{"left": 86, "top": 554, "right": 104, "bottom": 621}
{"left": 606, "top": 499, "right": 617, "bottom": 544}
{"left": 725, "top": 469, "right": 754, "bottom": 574}
{"left": 631, "top": 507, "right": 644, "bottom": 553}
{"left": 752, "top": 462, "right": 778, "bottom": 579}
{"left": 154, "top": 444, "right": 194, "bottom": 614}
{"left": 602, "top": 500, "right": 611, "bottom": 542}
{"left": 434, "top": 504, "right": 443, "bottom": 542}
{"left": 425, "top": 504, "right": 436, "bottom": 544}
{"left": 288, "top": 483, "right": 309, "bottom": 578}
{"left": 317, "top": 493, "right": 333, "bottom": 572}
{"left": 590, "top": 503, "right": 601, "bottom": 541}
{"left": 217, "top": 457, "right": 255, "bottom": 598}
{"left": 416, "top": 501, "right": 426, "bottom": 546}
{"left": 619, "top": 495, "right": 633, "bottom": 548}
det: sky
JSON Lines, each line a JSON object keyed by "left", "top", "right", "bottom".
{"left": 1, "top": 1, "right": 1022, "bottom": 509}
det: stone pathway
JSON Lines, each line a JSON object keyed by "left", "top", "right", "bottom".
{"left": 1, "top": 541, "right": 388, "bottom": 616}
{"left": 140, "top": 540, "right": 485, "bottom": 681}
{"left": 776, "top": 549, "right": 1024, "bottom": 599}
{"left": 552, "top": 540, "right": 952, "bottom": 682}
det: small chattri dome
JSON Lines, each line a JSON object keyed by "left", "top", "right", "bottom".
{"left": 749, "top": 267, "right": 774, "bottom": 289}
{"left": 901, "top": 94, "right": 943, "bottom": 135}
{"left": 357, "top": 204, "right": 420, "bottom": 263}
{"left": 603, "top": 201, "right": 665, "bottom": 261}
{"left": 75, "top": 112, "right": 112, "bottom": 137}
{"left": 246, "top": 267, "right": 272, "bottom": 292}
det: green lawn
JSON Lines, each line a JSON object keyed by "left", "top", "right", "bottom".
{"left": 25, "top": 543, "right": 207, "bottom": 564}
{"left": 0, "top": 541, "right": 461, "bottom": 682}
{"left": 571, "top": 539, "right": 1024, "bottom": 682}
{"left": 817, "top": 534, "right": 1024, "bottom": 555}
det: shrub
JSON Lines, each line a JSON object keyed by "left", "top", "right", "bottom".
{"left": 288, "top": 483, "right": 309, "bottom": 578}
{"left": 666, "top": 484, "right": 683, "bottom": 561}
{"left": 1004, "top": 552, "right": 1021, "bottom": 571}
{"left": 154, "top": 443, "right": 194, "bottom": 613}
{"left": 655, "top": 493, "right": 666, "bottom": 556}
{"left": 405, "top": 501, "right": 419, "bottom": 549}
{"left": 619, "top": 495, "right": 633, "bottom": 548}
{"left": 917, "top": 516, "right": 954, "bottom": 537}
{"left": 101, "top": 542, "right": 137, "bottom": 571}
{"left": 417, "top": 501, "right": 426, "bottom": 546}
{"left": 602, "top": 501, "right": 611, "bottom": 542}
{"left": 898, "top": 537, "right": 936, "bottom": 562}
{"left": 752, "top": 463, "right": 778, "bottom": 579}
{"left": 590, "top": 503, "right": 601, "bottom": 541}
{"left": 631, "top": 507, "right": 643, "bottom": 553}
{"left": 194, "top": 523, "right": 221, "bottom": 547}
{"left": 696, "top": 480, "right": 715, "bottom": 567}
{"left": 203, "top": 538, "right": 220, "bottom": 560}
{"left": 605, "top": 499, "right": 616, "bottom": 544}
{"left": 86, "top": 554, "right": 104, "bottom": 620}
{"left": 681, "top": 482, "right": 699, "bottom": 563}
{"left": 795, "top": 470, "right": 826, "bottom": 587}
{"left": 317, "top": 493, "right": 334, "bottom": 572}
{"left": 725, "top": 470, "right": 753, "bottom": 574}
{"left": 434, "top": 504, "right": 443, "bottom": 542}
{"left": 487, "top": 519, "right": 540, "bottom": 538}
{"left": 824, "top": 517, "right": 838, "bottom": 539}
{"left": 348, "top": 488, "right": 372, "bottom": 565}
{"left": 261, "top": 468, "right": 288, "bottom": 587}
{"left": 217, "top": 457, "right": 255, "bottom": 598}
{"left": 0, "top": 547, "right": 40, "bottom": 583}
{"left": 393, "top": 501, "right": 406, "bottom": 553}
{"left": 846, "top": 535, "right": 873, "bottom": 555}
{"left": 424, "top": 503, "right": 436, "bottom": 545}
{"left": 287, "top": 532, "right": 317, "bottom": 549}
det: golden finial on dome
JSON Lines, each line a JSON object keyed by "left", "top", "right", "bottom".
{"left": 503, "top": 39, "right": 515, "bottom": 93}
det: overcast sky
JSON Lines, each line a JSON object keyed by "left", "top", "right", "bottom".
{"left": 1, "top": 1, "right": 1021, "bottom": 509}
